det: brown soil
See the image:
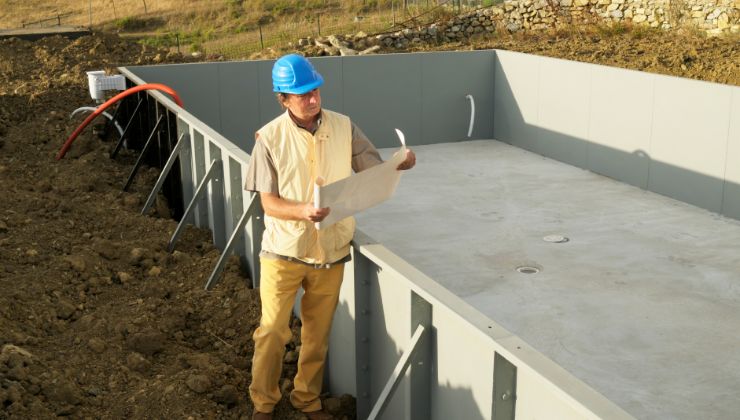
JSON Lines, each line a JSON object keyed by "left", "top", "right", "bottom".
{"left": 446, "top": 27, "right": 740, "bottom": 86}
{"left": 0, "top": 33, "right": 355, "bottom": 420}
{"left": 0, "top": 26, "right": 736, "bottom": 420}
{"left": 290, "top": 26, "right": 740, "bottom": 86}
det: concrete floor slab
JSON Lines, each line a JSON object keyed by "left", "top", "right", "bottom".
{"left": 356, "top": 140, "right": 740, "bottom": 420}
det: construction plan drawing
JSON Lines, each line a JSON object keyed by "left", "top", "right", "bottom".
{"left": 316, "top": 144, "right": 407, "bottom": 230}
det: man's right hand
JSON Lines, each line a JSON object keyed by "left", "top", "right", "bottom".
{"left": 301, "top": 204, "right": 330, "bottom": 223}
{"left": 261, "top": 192, "right": 331, "bottom": 222}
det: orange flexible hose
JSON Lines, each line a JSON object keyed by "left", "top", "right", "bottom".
{"left": 56, "top": 83, "right": 183, "bottom": 160}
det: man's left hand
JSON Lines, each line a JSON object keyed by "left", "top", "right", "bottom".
{"left": 397, "top": 149, "right": 416, "bottom": 171}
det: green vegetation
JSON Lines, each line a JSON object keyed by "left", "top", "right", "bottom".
{"left": 596, "top": 22, "right": 629, "bottom": 37}
{"left": 114, "top": 16, "right": 146, "bottom": 31}
{"left": 107, "top": 0, "right": 488, "bottom": 58}
{"left": 226, "top": 0, "right": 245, "bottom": 18}
{"left": 630, "top": 24, "right": 661, "bottom": 40}
{"left": 140, "top": 28, "right": 217, "bottom": 51}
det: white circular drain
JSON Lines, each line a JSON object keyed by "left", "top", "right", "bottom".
{"left": 543, "top": 234, "right": 569, "bottom": 243}
{"left": 516, "top": 266, "right": 540, "bottom": 274}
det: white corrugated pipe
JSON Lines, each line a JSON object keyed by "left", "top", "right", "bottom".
{"left": 465, "top": 94, "right": 475, "bottom": 138}
{"left": 69, "top": 107, "right": 124, "bottom": 137}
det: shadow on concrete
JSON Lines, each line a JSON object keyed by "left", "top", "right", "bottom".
{"left": 492, "top": 56, "right": 740, "bottom": 222}
{"left": 328, "top": 261, "right": 487, "bottom": 420}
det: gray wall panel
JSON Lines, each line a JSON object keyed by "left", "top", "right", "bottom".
{"left": 370, "top": 268, "right": 412, "bottom": 419}
{"left": 257, "top": 60, "right": 284, "bottom": 127}
{"left": 206, "top": 142, "right": 226, "bottom": 249}
{"left": 310, "top": 56, "right": 344, "bottom": 113}
{"left": 191, "top": 128, "right": 210, "bottom": 227}
{"left": 587, "top": 66, "right": 654, "bottom": 189}
{"left": 648, "top": 77, "right": 732, "bottom": 213}
{"left": 342, "top": 54, "right": 423, "bottom": 149}
{"left": 328, "top": 260, "right": 357, "bottom": 396}
{"left": 491, "top": 51, "right": 739, "bottom": 221}
{"left": 128, "top": 63, "right": 222, "bottom": 135}
{"left": 722, "top": 87, "right": 740, "bottom": 219}
{"left": 432, "top": 307, "right": 492, "bottom": 420}
{"left": 177, "top": 118, "right": 194, "bottom": 212}
{"left": 227, "top": 157, "right": 244, "bottom": 228}
{"left": 420, "top": 51, "right": 495, "bottom": 143}
{"left": 217, "top": 62, "right": 261, "bottom": 152}
{"left": 493, "top": 50, "right": 540, "bottom": 151}
{"left": 536, "top": 57, "right": 590, "bottom": 168}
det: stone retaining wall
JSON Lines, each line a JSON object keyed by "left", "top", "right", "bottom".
{"left": 501, "top": 0, "right": 738, "bottom": 34}
{"left": 295, "top": 1, "right": 738, "bottom": 56}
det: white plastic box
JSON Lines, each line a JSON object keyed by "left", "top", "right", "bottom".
{"left": 87, "top": 70, "right": 126, "bottom": 102}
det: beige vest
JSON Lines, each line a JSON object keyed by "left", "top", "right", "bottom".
{"left": 257, "top": 109, "right": 356, "bottom": 264}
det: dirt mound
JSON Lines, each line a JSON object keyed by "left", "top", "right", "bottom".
{"left": 0, "top": 32, "right": 192, "bottom": 144}
{"left": 426, "top": 27, "right": 740, "bottom": 86}
{"left": 0, "top": 34, "right": 355, "bottom": 419}
{"left": 262, "top": 25, "right": 738, "bottom": 86}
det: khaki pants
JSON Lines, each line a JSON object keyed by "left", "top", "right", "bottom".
{"left": 249, "top": 257, "right": 345, "bottom": 413}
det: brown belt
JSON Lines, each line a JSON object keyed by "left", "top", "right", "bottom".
{"left": 260, "top": 250, "right": 351, "bottom": 269}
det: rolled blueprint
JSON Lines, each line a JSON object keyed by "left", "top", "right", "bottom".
{"left": 315, "top": 129, "right": 408, "bottom": 229}
{"left": 314, "top": 176, "right": 324, "bottom": 230}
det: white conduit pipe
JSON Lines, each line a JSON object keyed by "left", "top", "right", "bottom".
{"left": 69, "top": 106, "right": 124, "bottom": 137}
{"left": 465, "top": 94, "right": 475, "bottom": 138}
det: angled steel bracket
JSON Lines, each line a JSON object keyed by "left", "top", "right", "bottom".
{"left": 110, "top": 97, "right": 143, "bottom": 159}
{"left": 203, "top": 192, "right": 259, "bottom": 290}
{"left": 354, "top": 250, "right": 373, "bottom": 419}
{"left": 141, "top": 132, "right": 188, "bottom": 215}
{"left": 167, "top": 159, "right": 222, "bottom": 253}
{"left": 367, "top": 324, "right": 427, "bottom": 420}
{"left": 493, "top": 352, "right": 517, "bottom": 420}
{"left": 105, "top": 101, "right": 123, "bottom": 138}
{"left": 122, "top": 114, "right": 164, "bottom": 191}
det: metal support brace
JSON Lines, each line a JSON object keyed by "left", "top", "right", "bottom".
{"left": 105, "top": 101, "right": 123, "bottom": 138}
{"left": 410, "top": 292, "right": 432, "bottom": 420}
{"left": 203, "top": 193, "right": 259, "bottom": 290}
{"left": 493, "top": 353, "right": 517, "bottom": 420}
{"left": 122, "top": 114, "right": 163, "bottom": 192}
{"left": 354, "top": 250, "right": 373, "bottom": 419}
{"left": 141, "top": 132, "right": 188, "bottom": 215}
{"left": 167, "top": 159, "right": 222, "bottom": 253}
{"left": 111, "top": 97, "right": 143, "bottom": 159}
{"left": 367, "top": 324, "right": 427, "bottom": 420}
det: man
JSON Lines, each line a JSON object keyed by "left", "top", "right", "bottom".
{"left": 244, "top": 54, "right": 415, "bottom": 420}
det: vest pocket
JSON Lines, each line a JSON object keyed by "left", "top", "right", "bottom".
{"left": 266, "top": 218, "right": 310, "bottom": 258}
{"left": 330, "top": 217, "right": 356, "bottom": 253}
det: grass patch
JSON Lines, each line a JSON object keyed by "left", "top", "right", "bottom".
{"left": 630, "top": 24, "right": 661, "bottom": 40}
{"left": 115, "top": 16, "right": 146, "bottom": 31}
{"left": 261, "top": 0, "right": 332, "bottom": 15}
{"left": 113, "top": 15, "right": 166, "bottom": 32}
{"left": 140, "top": 27, "right": 217, "bottom": 51}
{"left": 596, "top": 22, "right": 629, "bottom": 37}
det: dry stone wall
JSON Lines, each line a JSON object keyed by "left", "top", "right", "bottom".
{"left": 295, "top": 0, "right": 738, "bottom": 56}
{"left": 500, "top": 0, "right": 739, "bottom": 34}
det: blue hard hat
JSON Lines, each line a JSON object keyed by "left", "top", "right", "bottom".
{"left": 272, "top": 54, "right": 324, "bottom": 94}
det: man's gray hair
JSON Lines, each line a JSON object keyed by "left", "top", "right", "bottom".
{"left": 276, "top": 92, "right": 288, "bottom": 109}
